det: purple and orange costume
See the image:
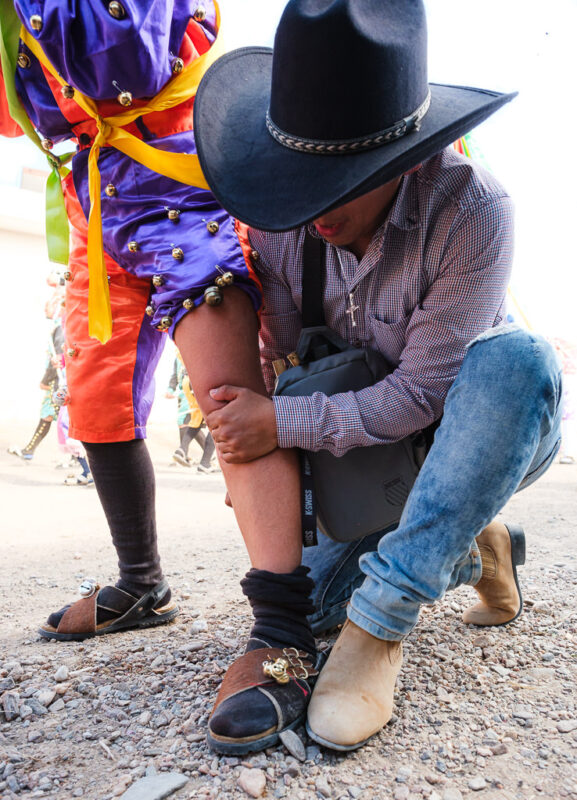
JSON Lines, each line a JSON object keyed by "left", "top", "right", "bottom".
{"left": 1, "top": 1, "right": 261, "bottom": 442}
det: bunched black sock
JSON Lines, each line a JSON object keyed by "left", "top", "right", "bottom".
{"left": 241, "top": 565, "right": 316, "bottom": 655}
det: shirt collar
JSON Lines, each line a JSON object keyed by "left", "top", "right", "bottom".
{"left": 388, "top": 172, "right": 421, "bottom": 231}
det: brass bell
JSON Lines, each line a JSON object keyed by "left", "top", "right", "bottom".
{"left": 152, "top": 275, "right": 165, "bottom": 287}
{"left": 117, "top": 90, "right": 133, "bottom": 107}
{"left": 145, "top": 305, "right": 155, "bottom": 317}
{"left": 61, "top": 84, "right": 75, "bottom": 99}
{"left": 17, "top": 53, "right": 31, "bottom": 69}
{"left": 204, "top": 286, "right": 222, "bottom": 306}
{"left": 127, "top": 241, "right": 139, "bottom": 252}
{"left": 193, "top": 5, "right": 206, "bottom": 21}
{"left": 171, "top": 247, "right": 184, "bottom": 261}
{"left": 250, "top": 249, "right": 260, "bottom": 263}
{"left": 29, "top": 14, "right": 43, "bottom": 31}
{"left": 182, "top": 298, "right": 194, "bottom": 310}
{"left": 108, "top": 1, "right": 125, "bottom": 19}
{"left": 41, "top": 138, "right": 54, "bottom": 151}
{"left": 167, "top": 209, "right": 180, "bottom": 221}
{"left": 105, "top": 183, "right": 117, "bottom": 197}
{"left": 215, "top": 271, "right": 234, "bottom": 288}
{"left": 171, "top": 57, "right": 184, "bottom": 74}
{"left": 206, "top": 220, "right": 219, "bottom": 235}
{"left": 63, "top": 270, "right": 73, "bottom": 282}
{"left": 66, "top": 347, "right": 78, "bottom": 358}
{"left": 159, "top": 316, "right": 173, "bottom": 330}
{"left": 262, "top": 657, "right": 290, "bottom": 685}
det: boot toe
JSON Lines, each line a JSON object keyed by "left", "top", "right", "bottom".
{"left": 307, "top": 691, "right": 383, "bottom": 749}
{"left": 209, "top": 687, "right": 277, "bottom": 740}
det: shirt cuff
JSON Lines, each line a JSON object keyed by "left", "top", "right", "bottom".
{"left": 272, "top": 395, "right": 320, "bottom": 451}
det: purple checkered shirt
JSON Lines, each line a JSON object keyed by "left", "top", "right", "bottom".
{"left": 250, "top": 148, "right": 514, "bottom": 457}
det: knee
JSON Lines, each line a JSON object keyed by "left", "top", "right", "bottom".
{"left": 466, "top": 325, "right": 561, "bottom": 403}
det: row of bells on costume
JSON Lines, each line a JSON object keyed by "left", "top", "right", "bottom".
{"left": 105, "top": 181, "right": 219, "bottom": 233}
{"left": 147, "top": 270, "right": 235, "bottom": 330}
{"left": 16, "top": 51, "right": 78, "bottom": 98}
{"left": 125, "top": 212, "right": 220, "bottom": 260}
{"left": 28, "top": 3, "right": 207, "bottom": 31}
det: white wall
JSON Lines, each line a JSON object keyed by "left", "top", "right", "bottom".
{"left": 0, "top": 187, "right": 54, "bottom": 423}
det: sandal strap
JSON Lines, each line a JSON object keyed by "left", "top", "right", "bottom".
{"left": 56, "top": 579, "right": 169, "bottom": 635}
{"left": 107, "top": 579, "right": 170, "bottom": 628}
{"left": 57, "top": 586, "right": 100, "bottom": 635}
{"left": 211, "top": 646, "right": 319, "bottom": 716}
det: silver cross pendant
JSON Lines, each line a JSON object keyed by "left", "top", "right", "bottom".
{"left": 345, "top": 292, "right": 360, "bottom": 328}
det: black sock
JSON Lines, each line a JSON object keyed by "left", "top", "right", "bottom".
{"left": 200, "top": 432, "right": 216, "bottom": 468}
{"left": 179, "top": 425, "right": 197, "bottom": 456}
{"left": 82, "top": 440, "right": 164, "bottom": 595}
{"left": 22, "top": 419, "right": 52, "bottom": 454}
{"left": 240, "top": 566, "right": 316, "bottom": 655}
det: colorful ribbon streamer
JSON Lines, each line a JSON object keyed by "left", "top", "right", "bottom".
{"left": 0, "top": 0, "right": 71, "bottom": 265}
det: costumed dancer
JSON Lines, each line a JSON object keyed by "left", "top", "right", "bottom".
{"left": 8, "top": 273, "right": 65, "bottom": 461}
{"left": 166, "top": 350, "right": 217, "bottom": 472}
{"left": 0, "top": 0, "right": 321, "bottom": 752}
{"left": 58, "top": 404, "right": 93, "bottom": 485}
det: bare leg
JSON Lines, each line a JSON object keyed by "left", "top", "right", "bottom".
{"left": 174, "top": 288, "right": 302, "bottom": 572}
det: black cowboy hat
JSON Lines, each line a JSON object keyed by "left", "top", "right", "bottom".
{"left": 194, "top": 0, "right": 516, "bottom": 232}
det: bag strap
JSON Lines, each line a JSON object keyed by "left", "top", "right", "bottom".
{"left": 301, "top": 231, "right": 325, "bottom": 328}
{"left": 299, "top": 230, "right": 325, "bottom": 548}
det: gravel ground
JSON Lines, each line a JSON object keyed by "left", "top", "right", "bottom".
{"left": 1, "top": 422, "right": 576, "bottom": 800}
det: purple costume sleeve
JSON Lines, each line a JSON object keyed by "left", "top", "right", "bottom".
{"left": 14, "top": 0, "right": 216, "bottom": 99}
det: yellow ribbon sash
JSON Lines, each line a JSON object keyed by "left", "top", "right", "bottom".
{"left": 21, "top": 6, "right": 221, "bottom": 343}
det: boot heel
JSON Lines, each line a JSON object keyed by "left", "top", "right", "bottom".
{"left": 506, "top": 524, "right": 526, "bottom": 566}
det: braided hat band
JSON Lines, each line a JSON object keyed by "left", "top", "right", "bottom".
{"left": 266, "top": 91, "right": 431, "bottom": 156}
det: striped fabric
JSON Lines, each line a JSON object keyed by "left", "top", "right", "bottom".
{"left": 249, "top": 147, "right": 514, "bottom": 457}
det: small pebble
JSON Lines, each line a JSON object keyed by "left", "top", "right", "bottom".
{"left": 237, "top": 767, "right": 267, "bottom": 798}
{"left": 36, "top": 689, "right": 57, "bottom": 707}
{"left": 118, "top": 772, "right": 188, "bottom": 799}
{"left": 557, "top": 720, "right": 577, "bottom": 734}
{"left": 54, "top": 665, "right": 69, "bottom": 682}
{"left": 279, "top": 729, "right": 306, "bottom": 762}
{"left": 2, "top": 692, "right": 20, "bottom": 721}
{"left": 442, "top": 789, "right": 464, "bottom": 800}
{"left": 315, "top": 775, "right": 331, "bottom": 797}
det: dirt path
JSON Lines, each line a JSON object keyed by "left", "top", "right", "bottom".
{"left": 1, "top": 423, "right": 576, "bottom": 800}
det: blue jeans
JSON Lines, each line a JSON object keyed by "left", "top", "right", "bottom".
{"left": 303, "top": 326, "right": 562, "bottom": 640}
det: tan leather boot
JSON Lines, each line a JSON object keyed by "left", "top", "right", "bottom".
{"left": 462, "top": 521, "right": 525, "bottom": 627}
{"left": 306, "top": 620, "right": 402, "bottom": 751}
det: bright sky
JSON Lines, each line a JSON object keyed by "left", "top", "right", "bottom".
{"left": 1, "top": 0, "right": 576, "bottom": 339}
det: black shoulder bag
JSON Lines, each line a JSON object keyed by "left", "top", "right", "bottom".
{"left": 273, "top": 232, "right": 425, "bottom": 544}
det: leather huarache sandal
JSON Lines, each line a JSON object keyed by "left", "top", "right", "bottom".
{"left": 38, "top": 578, "right": 178, "bottom": 641}
{"left": 207, "top": 639, "right": 323, "bottom": 755}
